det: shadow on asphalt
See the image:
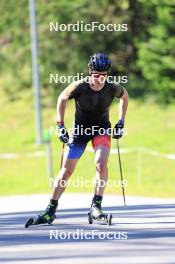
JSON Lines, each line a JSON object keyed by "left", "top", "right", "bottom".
{"left": 0, "top": 203, "right": 175, "bottom": 248}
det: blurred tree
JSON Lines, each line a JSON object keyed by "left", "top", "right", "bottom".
{"left": 137, "top": 0, "right": 175, "bottom": 103}
{"left": 0, "top": 0, "right": 174, "bottom": 103}
{"left": 0, "top": 0, "right": 30, "bottom": 99}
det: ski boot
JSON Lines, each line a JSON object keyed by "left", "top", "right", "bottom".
{"left": 88, "top": 195, "right": 112, "bottom": 226}
{"left": 25, "top": 200, "right": 58, "bottom": 228}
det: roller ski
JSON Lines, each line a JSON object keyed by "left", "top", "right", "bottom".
{"left": 25, "top": 200, "right": 58, "bottom": 228}
{"left": 88, "top": 195, "right": 112, "bottom": 226}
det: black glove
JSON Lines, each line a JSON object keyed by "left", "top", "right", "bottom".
{"left": 57, "top": 122, "right": 69, "bottom": 143}
{"left": 112, "top": 119, "right": 124, "bottom": 139}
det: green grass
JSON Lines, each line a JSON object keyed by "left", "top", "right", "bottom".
{"left": 0, "top": 90, "right": 175, "bottom": 197}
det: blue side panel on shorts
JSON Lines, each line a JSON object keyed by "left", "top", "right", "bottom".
{"left": 66, "top": 143, "right": 87, "bottom": 159}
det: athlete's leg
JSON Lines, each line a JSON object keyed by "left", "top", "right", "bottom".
{"left": 90, "top": 135, "right": 111, "bottom": 218}
{"left": 92, "top": 135, "right": 111, "bottom": 196}
{"left": 51, "top": 157, "right": 78, "bottom": 200}
{"left": 52, "top": 142, "right": 87, "bottom": 200}
{"left": 34, "top": 142, "right": 87, "bottom": 224}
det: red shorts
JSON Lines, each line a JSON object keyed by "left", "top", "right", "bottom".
{"left": 92, "top": 134, "right": 111, "bottom": 149}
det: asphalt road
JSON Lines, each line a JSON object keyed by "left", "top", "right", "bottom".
{"left": 0, "top": 194, "right": 175, "bottom": 264}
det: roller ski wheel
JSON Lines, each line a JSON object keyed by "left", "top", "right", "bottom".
{"left": 25, "top": 201, "right": 58, "bottom": 228}
{"left": 88, "top": 212, "right": 93, "bottom": 224}
{"left": 25, "top": 214, "right": 56, "bottom": 228}
{"left": 88, "top": 212, "right": 112, "bottom": 225}
{"left": 106, "top": 213, "right": 112, "bottom": 226}
{"left": 25, "top": 218, "right": 34, "bottom": 228}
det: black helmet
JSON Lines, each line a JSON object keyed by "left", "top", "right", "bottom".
{"left": 88, "top": 53, "right": 111, "bottom": 72}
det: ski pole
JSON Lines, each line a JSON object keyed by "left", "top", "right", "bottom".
{"left": 116, "top": 139, "right": 126, "bottom": 206}
{"left": 60, "top": 142, "right": 65, "bottom": 169}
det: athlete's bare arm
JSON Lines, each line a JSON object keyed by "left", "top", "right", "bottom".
{"left": 56, "top": 81, "right": 80, "bottom": 123}
{"left": 118, "top": 88, "right": 129, "bottom": 120}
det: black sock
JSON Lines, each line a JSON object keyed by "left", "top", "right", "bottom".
{"left": 50, "top": 199, "right": 58, "bottom": 207}
{"left": 92, "top": 194, "right": 103, "bottom": 206}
